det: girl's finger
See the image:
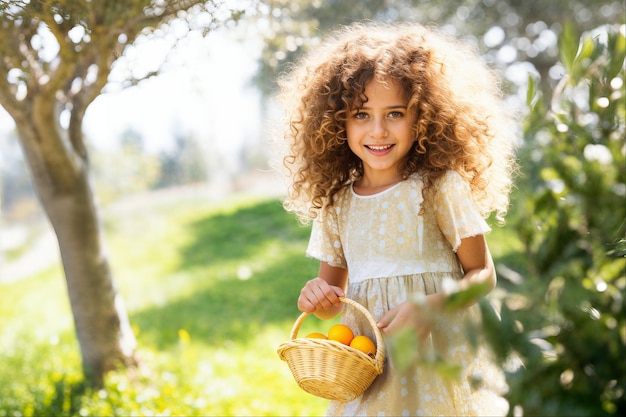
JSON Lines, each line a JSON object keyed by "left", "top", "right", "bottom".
{"left": 377, "top": 308, "right": 397, "bottom": 330}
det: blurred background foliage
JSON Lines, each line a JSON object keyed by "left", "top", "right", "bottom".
{"left": 252, "top": 0, "right": 622, "bottom": 97}
{"left": 496, "top": 22, "right": 625, "bottom": 415}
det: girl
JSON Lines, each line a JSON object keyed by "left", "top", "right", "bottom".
{"left": 277, "top": 21, "right": 518, "bottom": 416}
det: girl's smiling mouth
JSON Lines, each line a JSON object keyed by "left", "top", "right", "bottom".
{"left": 366, "top": 144, "right": 395, "bottom": 154}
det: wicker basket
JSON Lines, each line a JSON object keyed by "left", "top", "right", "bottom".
{"left": 277, "top": 297, "right": 385, "bottom": 402}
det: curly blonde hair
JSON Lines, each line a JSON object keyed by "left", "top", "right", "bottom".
{"left": 277, "top": 22, "right": 518, "bottom": 224}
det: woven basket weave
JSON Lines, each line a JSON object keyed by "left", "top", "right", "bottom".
{"left": 277, "top": 297, "right": 385, "bottom": 402}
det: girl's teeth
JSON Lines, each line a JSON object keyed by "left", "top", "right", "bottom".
{"left": 368, "top": 145, "right": 391, "bottom": 150}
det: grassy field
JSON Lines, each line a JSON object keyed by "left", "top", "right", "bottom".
{"left": 0, "top": 189, "right": 522, "bottom": 416}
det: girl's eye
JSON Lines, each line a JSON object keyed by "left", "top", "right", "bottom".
{"left": 389, "top": 111, "right": 403, "bottom": 118}
{"left": 354, "top": 112, "right": 368, "bottom": 120}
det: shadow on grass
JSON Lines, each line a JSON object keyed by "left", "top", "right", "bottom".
{"left": 131, "top": 199, "right": 318, "bottom": 349}
{"left": 178, "top": 199, "right": 311, "bottom": 267}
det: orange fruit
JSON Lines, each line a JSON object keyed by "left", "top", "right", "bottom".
{"left": 349, "top": 335, "right": 377, "bottom": 358}
{"left": 305, "top": 332, "right": 328, "bottom": 339}
{"left": 327, "top": 324, "right": 354, "bottom": 345}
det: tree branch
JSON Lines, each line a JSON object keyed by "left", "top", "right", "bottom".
{"left": 0, "top": 59, "right": 19, "bottom": 117}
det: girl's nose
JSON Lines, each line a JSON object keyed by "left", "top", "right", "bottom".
{"left": 371, "top": 118, "right": 388, "bottom": 138}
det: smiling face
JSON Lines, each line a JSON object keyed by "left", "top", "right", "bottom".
{"left": 345, "top": 78, "right": 416, "bottom": 192}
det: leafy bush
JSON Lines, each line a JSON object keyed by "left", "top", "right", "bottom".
{"left": 499, "top": 22, "right": 625, "bottom": 416}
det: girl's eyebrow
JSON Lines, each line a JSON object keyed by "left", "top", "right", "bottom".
{"left": 359, "top": 104, "right": 408, "bottom": 110}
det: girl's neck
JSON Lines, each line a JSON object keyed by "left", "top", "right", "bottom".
{"left": 353, "top": 175, "right": 403, "bottom": 196}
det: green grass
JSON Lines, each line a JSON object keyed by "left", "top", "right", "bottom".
{"left": 0, "top": 192, "right": 524, "bottom": 416}
{"left": 0, "top": 194, "right": 331, "bottom": 416}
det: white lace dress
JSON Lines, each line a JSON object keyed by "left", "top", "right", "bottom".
{"left": 306, "top": 171, "right": 509, "bottom": 416}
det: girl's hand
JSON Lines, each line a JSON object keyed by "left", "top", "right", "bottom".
{"left": 377, "top": 293, "right": 444, "bottom": 341}
{"left": 297, "top": 277, "right": 345, "bottom": 314}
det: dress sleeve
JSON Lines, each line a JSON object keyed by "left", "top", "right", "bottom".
{"left": 432, "top": 171, "right": 491, "bottom": 252}
{"left": 305, "top": 207, "right": 347, "bottom": 269}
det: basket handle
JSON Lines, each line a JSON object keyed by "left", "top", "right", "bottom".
{"left": 288, "top": 297, "right": 385, "bottom": 372}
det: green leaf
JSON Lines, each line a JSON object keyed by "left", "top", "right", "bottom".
{"left": 526, "top": 74, "right": 541, "bottom": 110}
{"left": 576, "top": 33, "right": 597, "bottom": 63}
{"left": 442, "top": 280, "right": 492, "bottom": 311}
{"left": 387, "top": 327, "right": 419, "bottom": 372}
{"left": 572, "top": 34, "right": 597, "bottom": 82}
{"left": 430, "top": 356, "right": 462, "bottom": 381}
{"left": 559, "top": 21, "right": 579, "bottom": 76}
{"left": 607, "top": 30, "right": 626, "bottom": 80}
{"left": 479, "top": 299, "right": 509, "bottom": 362}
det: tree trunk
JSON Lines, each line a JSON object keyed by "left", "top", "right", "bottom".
{"left": 14, "top": 106, "right": 137, "bottom": 388}
{"left": 0, "top": 0, "right": 213, "bottom": 388}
